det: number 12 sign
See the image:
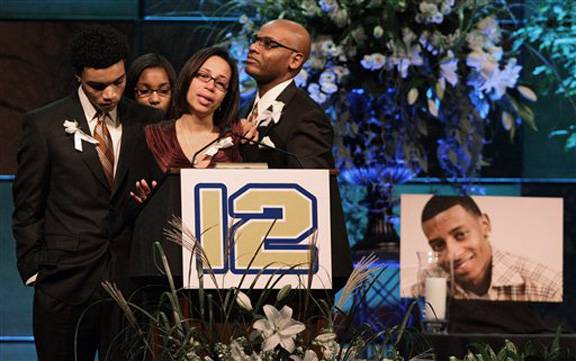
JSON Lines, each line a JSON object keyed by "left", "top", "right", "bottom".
{"left": 181, "top": 169, "right": 333, "bottom": 289}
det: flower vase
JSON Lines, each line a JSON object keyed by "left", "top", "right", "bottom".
{"left": 353, "top": 209, "right": 399, "bottom": 253}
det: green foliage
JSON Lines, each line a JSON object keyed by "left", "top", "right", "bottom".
{"left": 338, "top": 180, "right": 368, "bottom": 247}
{"left": 513, "top": 0, "right": 576, "bottom": 150}
{"left": 103, "top": 232, "right": 419, "bottom": 360}
{"left": 450, "top": 331, "right": 574, "bottom": 361}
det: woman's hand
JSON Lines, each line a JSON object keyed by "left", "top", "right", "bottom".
{"left": 129, "top": 179, "right": 157, "bottom": 204}
{"left": 239, "top": 118, "right": 259, "bottom": 144}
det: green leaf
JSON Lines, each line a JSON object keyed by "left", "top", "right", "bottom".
{"left": 564, "top": 132, "right": 576, "bottom": 151}
{"left": 509, "top": 97, "right": 537, "bottom": 131}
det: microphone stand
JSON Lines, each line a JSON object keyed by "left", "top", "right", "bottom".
{"left": 232, "top": 131, "right": 304, "bottom": 169}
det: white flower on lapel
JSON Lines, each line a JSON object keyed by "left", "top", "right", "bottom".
{"left": 204, "top": 136, "right": 235, "bottom": 157}
{"left": 63, "top": 119, "right": 99, "bottom": 152}
{"left": 256, "top": 100, "right": 285, "bottom": 127}
{"left": 259, "top": 136, "right": 276, "bottom": 149}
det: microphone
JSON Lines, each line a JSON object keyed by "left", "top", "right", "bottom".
{"left": 232, "top": 131, "right": 304, "bottom": 169}
{"left": 191, "top": 126, "right": 232, "bottom": 167}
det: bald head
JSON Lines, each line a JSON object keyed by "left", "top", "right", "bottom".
{"left": 261, "top": 19, "right": 311, "bottom": 61}
{"left": 246, "top": 19, "right": 312, "bottom": 94}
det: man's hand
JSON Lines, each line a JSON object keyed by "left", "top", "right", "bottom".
{"left": 129, "top": 179, "right": 157, "bottom": 204}
{"left": 239, "top": 118, "right": 259, "bottom": 144}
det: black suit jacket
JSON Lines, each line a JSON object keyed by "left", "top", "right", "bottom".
{"left": 242, "top": 81, "right": 353, "bottom": 287}
{"left": 12, "top": 92, "right": 162, "bottom": 305}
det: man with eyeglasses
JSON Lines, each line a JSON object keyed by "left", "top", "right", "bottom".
{"left": 12, "top": 26, "right": 161, "bottom": 361}
{"left": 241, "top": 19, "right": 352, "bottom": 289}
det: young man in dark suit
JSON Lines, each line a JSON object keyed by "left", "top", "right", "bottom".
{"left": 12, "top": 26, "right": 161, "bottom": 361}
{"left": 241, "top": 19, "right": 352, "bottom": 288}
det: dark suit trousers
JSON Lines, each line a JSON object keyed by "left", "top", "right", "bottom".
{"left": 33, "top": 287, "right": 126, "bottom": 361}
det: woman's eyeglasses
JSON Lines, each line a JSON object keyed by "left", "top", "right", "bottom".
{"left": 134, "top": 87, "right": 171, "bottom": 98}
{"left": 194, "top": 72, "right": 229, "bottom": 92}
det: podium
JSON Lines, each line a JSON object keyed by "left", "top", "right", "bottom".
{"left": 130, "top": 168, "right": 352, "bottom": 289}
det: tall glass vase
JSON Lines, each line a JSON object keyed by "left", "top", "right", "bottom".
{"left": 416, "top": 250, "right": 452, "bottom": 333}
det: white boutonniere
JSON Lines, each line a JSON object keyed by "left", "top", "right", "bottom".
{"left": 204, "top": 136, "right": 235, "bottom": 157}
{"left": 256, "top": 100, "right": 285, "bottom": 127}
{"left": 63, "top": 120, "right": 99, "bottom": 152}
{"left": 259, "top": 136, "right": 276, "bottom": 149}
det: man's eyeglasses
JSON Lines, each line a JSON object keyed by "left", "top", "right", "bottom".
{"left": 134, "top": 87, "right": 171, "bottom": 98}
{"left": 194, "top": 72, "right": 229, "bottom": 92}
{"left": 250, "top": 35, "right": 301, "bottom": 53}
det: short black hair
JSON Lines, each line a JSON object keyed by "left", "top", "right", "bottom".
{"left": 173, "top": 47, "right": 239, "bottom": 129}
{"left": 70, "top": 26, "right": 128, "bottom": 75}
{"left": 125, "top": 53, "right": 177, "bottom": 100}
{"left": 421, "top": 195, "right": 482, "bottom": 223}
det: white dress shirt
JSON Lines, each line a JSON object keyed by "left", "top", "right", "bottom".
{"left": 248, "top": 78, "right": 293, "bottom": 119}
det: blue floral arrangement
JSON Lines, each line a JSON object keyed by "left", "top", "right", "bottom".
{"left": 221, "top": 0, "right": 538, "bottom": 242}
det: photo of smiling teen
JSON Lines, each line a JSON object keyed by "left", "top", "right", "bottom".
{"left": 403, "top": 195, "right": 562, "bottom": 302}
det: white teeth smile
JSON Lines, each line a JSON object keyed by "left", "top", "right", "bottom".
{"left": 454, "top": 255, "right": 473, "bottom": 271}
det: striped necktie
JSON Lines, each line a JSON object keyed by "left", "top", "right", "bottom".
{"left": 93, "top": 112, "right": 114, "bottom": 187}
{"left": 247, "top": 101, "right": 259, "bottom": 126}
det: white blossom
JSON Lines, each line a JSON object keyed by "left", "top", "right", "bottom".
{"left": 440, "top": 51, "right": 459, "bottom": 86}
{"left": 294, "top": 69, "right": 309, "bottom": 87}
{"left": 477, "top": 16, "right": 501, "bottom": 43}
{"left": 308, "top": 83, "right": 328, "bottom": 104}
{"left": 517, "top": 85, "right": 538, "bottom": 102}
{"left": 253, "top": 305, "right": 306, "bottom": 353}
{"left": 236, "top": 290, "right": 253, "bottom": 311}
{"left": 360, "top": 53, "right": 387, "bottom": 71}
{"left": 373, "top": 25, "right": 384, "bottom": 39}
{"left": 502, "top": 111, "right": 514, "bottom": 130}
{"left": 408, "top": 88, "right": 419, "bottom": 105}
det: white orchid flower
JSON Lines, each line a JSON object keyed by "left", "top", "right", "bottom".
{"left": 253, "top": 305, "right": 305, "bottom": 353}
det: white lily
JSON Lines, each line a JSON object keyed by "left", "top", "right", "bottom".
{"left": 253, "top": 305, "right": 306, "bottom": 353}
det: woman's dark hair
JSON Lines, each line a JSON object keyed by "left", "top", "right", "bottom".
{"left": 173, "top": 47, "right": 240, "bottom": 129}
{"left": 125, "top": 53, "right": 177, "bottom": 100}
